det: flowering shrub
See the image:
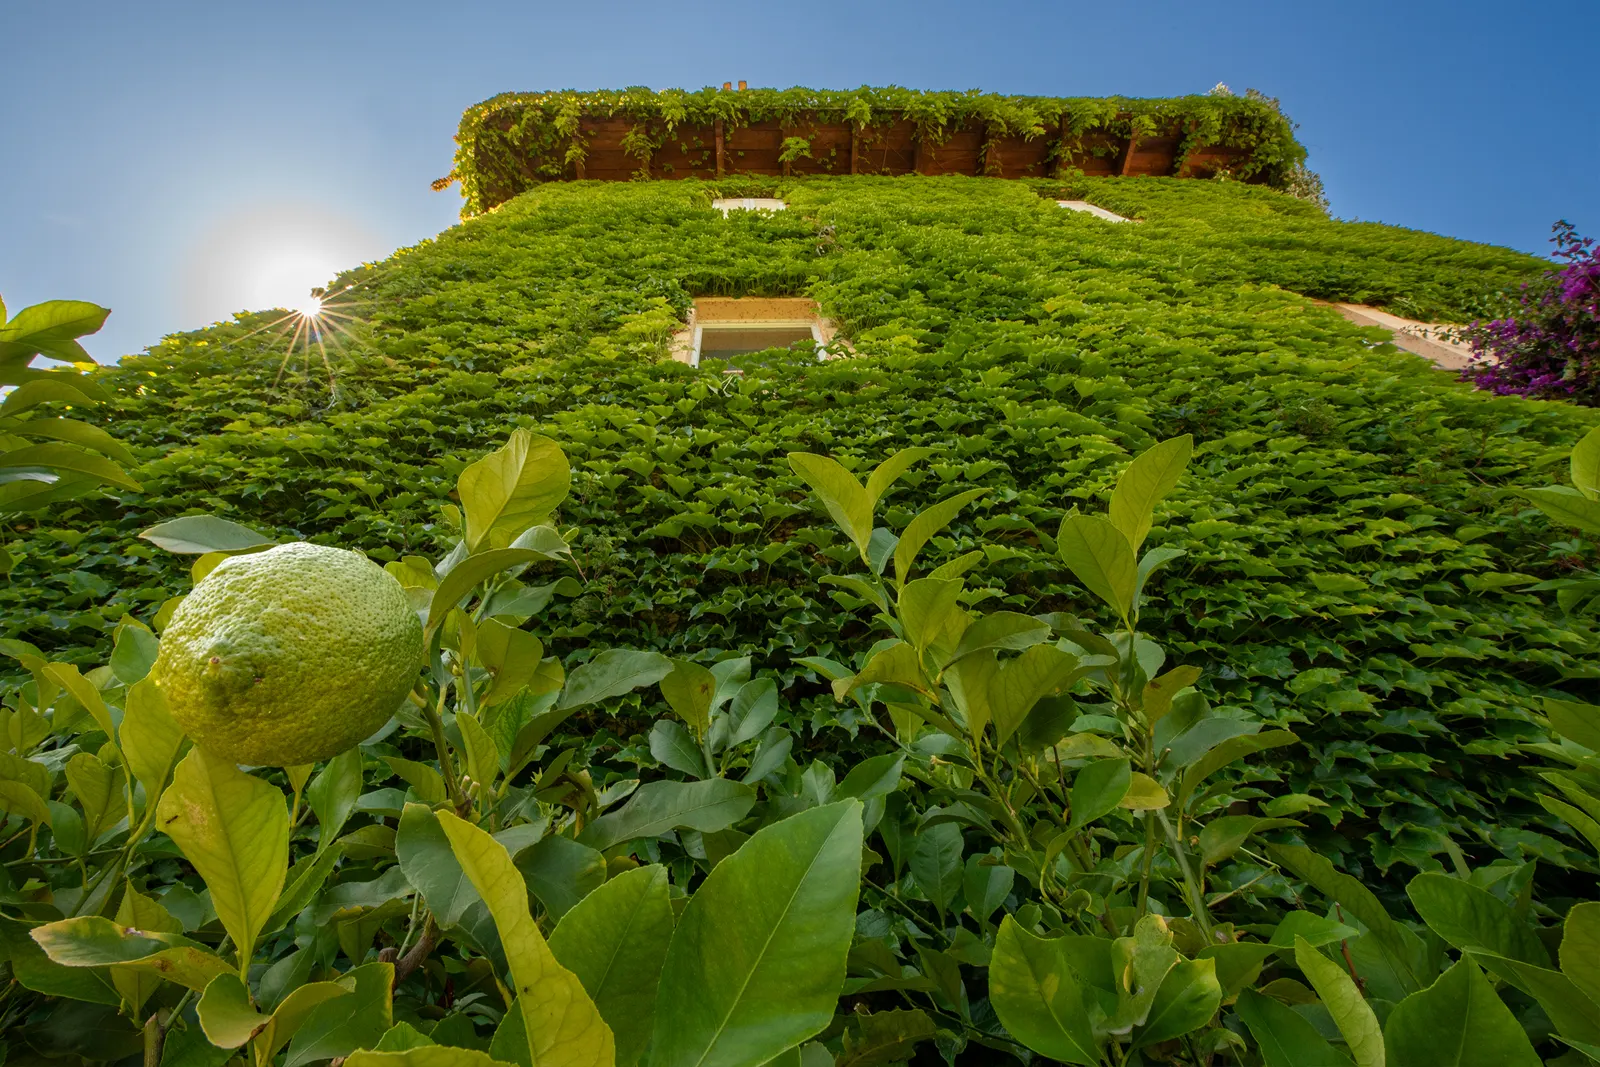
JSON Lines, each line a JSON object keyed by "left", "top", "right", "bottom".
{"left": 1466, "top": 221, "right": 1600, "bottom": 403}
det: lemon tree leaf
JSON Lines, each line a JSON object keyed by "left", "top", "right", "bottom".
{"left": 549, "top": 865, "right": 674, "bottom": 1067}
{"left": 1056, "top": 514, "right": 1137, "bottom": 622}
{"left": 788, "top": 452, "right": 873, "bottom": 561}
{"left": 436, "top": 809, "right": 614, "bottom": 1067}
{"left": 658, "top": 659, "right": 715, "bottom": 740}
{"left": 578, "top": 779, "right": 756, "bottom": 852}
{"left": 1294, "top": 937, "right": 1384, "bottom": 1067}
{"left": 138, "top": 516, "right": 274, "bottom": 555}
{"left": 558, "top": 650, "right": 673, "bottom": 711}
{"left": 29, "top": 916, "right": 232, "bottom": 991}
{"left": 649, "top": 801, "right": 863, "bottom": 1067}
{"left": 428, "top": 548, "right": 550, "bottom": 637}
{"left": 989, "top": 916, "right": 1100, "bottom": 1065}
{"left": 156, "top": 748, "right": 289, "bottom": 971}
{"left": 396, "top": 803, "right": 481, "bottom": 928}
{"left": 893, "top": 488, "right": 987, "bottom": 586}
{"left": 1108, "top": 435, "right": 1192, "bottom": 553}
{"left": 119, "top": 678, "right": 185, "bottom": 816}
{"left": 1235, "top": 988, "right": 1348, "bottom": 1067}
{"left": 348, "top": 1050, "right": 515, "bottom": 1067}
{"left": 284, "top": 961, "right": 395, "bottom": 1067}
{"left": 1383, "top": 959, "right": 1540, "bottom": 1066}
{"left": 460, "top": 430, "right": 572, "bottom": 552}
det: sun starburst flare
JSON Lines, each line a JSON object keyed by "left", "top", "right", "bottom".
{"left": 227, "top": 282, "right": 370, "bottom": 397}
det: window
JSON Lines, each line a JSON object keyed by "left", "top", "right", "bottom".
{"left": 1057, "top": 200, "right": 1132, "bottom": 223}
{"left": 669, "top": 297, "right": 845, "bottom": 369}
{"left": 712, "top": 198, "right": 787, "bottom": 216}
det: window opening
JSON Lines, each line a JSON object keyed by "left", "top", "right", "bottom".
{"left": 712, "top": 198, "right": 787, "bottom": 216}
{"left": 1057, "top": 200, "right": 1132, "bottom": 223}
{"left": 669, "top": 297, "right": 847, "bottom": 370}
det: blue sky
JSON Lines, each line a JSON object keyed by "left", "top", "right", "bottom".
{"left": 2, "top": 0, "right": 1595, "bottom": 363}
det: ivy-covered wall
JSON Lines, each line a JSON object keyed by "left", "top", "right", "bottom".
{"left": 16, "top": 174, "right": 1595, "bottom": 900}
{"left": 445, "top": 87, "right": 1309, "bottom": 216}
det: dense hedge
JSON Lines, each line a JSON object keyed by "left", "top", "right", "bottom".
{"left": 448, "top": 86, "right": 1308, "bottom": 215}
{"left": 11, "top": 174, "right": 1596, "bottom": 902}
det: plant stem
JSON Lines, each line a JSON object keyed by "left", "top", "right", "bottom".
{"left": 1137, "top": 810, "right": 1156, "bottom": 918}
{"left": 423, "top": 685, "right": 467, "bottom": 812}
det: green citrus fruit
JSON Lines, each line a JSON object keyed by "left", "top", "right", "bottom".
{"left": 153, "top": 542, "right": 423, "bottom": 766}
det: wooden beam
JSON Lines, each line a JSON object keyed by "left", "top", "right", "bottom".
{"left": 1120, "top": 134, "right": 1139, "bottom": 176}
{"left": 912, "top": 127, "right": 924, "bottom": 175}
{"left": 1054, "top": 113, "right": 1070, "bottom": 178}
{"left": 850, "top": 122, "right": 859, "bottom": 174}
{"left": 976, "top": 121, "right": 989, "bottom": 177}
{"left": 781, "top": 124, "right": 792, "bottom": 177}
{"left": 714, "top": 119, "right": 725, "bottom": 177}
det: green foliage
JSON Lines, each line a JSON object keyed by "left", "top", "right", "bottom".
{"left": 447, "top": 86, "right": 1308, "bottom": 216}
{"left": 4, "top": 176, "right": 1600, "bottom": 1063}
{"left": 0, "top": 297, "right": 138, "bottom": 523}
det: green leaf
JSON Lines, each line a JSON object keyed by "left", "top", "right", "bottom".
{"left": 66, "top": 751, "right": 123, "bottom": 842}
{"left": 1142, "top": 665, "right": 1202, "bottom": 726}
{"left": 946, "top": 643, "right": 1081, "bottom": 747}
{"left": 1562, "top": 902, "right": 1600, "bottom": 1006}
{"left": 0, "top": 916, "right": 118, "bottom": 1004}
{"left": 383, "top": 757, "right": 447, "bottom": 806}
{"left": 307, "top": 747, "right": 364, "bottom": 851}
{"left": 658, "top": 659, "right": 715, "bottom": 740}
{"left": 428, "top": 549, "right": 553, "bottom": 636}
{"left": 283, "top": 961, "right": 395, "bottom": 1067}
{"left": 29, "top": 916, "right": 233, "bottom": 992}
{"left": 1473, "top": 954, "right": 1600, "bottom": 1046}
{"left": 460, "top": 430, "right": 572, "bottom": 552}
{"left": 1130, "top": 957, "right": 1221, "bottom": 1051}
{"left": 347, "top": 1050, "right": 515, "bottom": 1067}
{"left": 949, "top": 611, "right": 1051, "bottom": 663}
{"left": 896, "top": 578, "right": 967, "bottom": 662}
{"left": 558, "top": 649, "right": 674, "bottom": 710}
{"left": 9, "top": 416, "right": 134, "bottom": 464}
{"left": 989, "top": 916, "right": 1101, "bottom": 1065}
{"left": 908, "top": 822, "right": 964, "bottom": 918}
{"left": 1544, "top": 697, "right": 1600, "bottom": 751}
{"left": 458, "top": 710, "right": 502, "bottom": 800}
{"left": 436, "top": 809, "right": 614, "bottom": 1067}
{"left": 0, "top": 778, "right": 52, "bottom": 832}
{"left": 0, "top": 377, "right": 102, "bottom": 416}
{"left": 1236, "top": 988, "right": 1349, "bottom": 1067}
{"left": 119, "top": 678, "right": 185, "bottom": 815}
{"left": 396, "top": 803, "right": 481, "bottom": 928}
{"left": 476, "top": 620, "right": 547, "bottom": 707}
{"left": 549, "top": 865, "right": 675, "bottom": 1067}
{"left": 724, "top": 677, "right": 780, "bottom": 749}
{"left": 650, "top": 801, "right": 863, "bottom": 1067}
{"left": 43, "top": 661, "right": 115, "bottom": 738}
{"left": 516, "top": 835, "right": 606, "bottom": 921}
{"left": 197, "top": 972, "right": 351, "bottom": 1057}
{"left": 1525, "top": 486, "right": 1600, "bottom": 533}
{"left": 579, "top": 779, "right": 756, "bottom": 852}
{"left": 1197, "top": 815, "right": 1302, "bottom": 868}
{"left": 1268, "top": 844, "right": 1426, "bottom": 995}
{"left": 1070, "top": 758, "right": 1131, "bottom": 830}
{"left": 156, "top": 748, "right": 289, "bottom": 971}
{"left": 110, "top": 621, "right": 160, "bottom": 685}
{"left": 865, "top": 447, "right": 935, "bottom": 509}
{"left": 1109, "top": 435, "right": 1192, "bottom": 553}
{"left": 962, "top": 855, "right": 1014, "bottom": 925}
{"left": 374, "top": 1023, "right": 437, "bottom": 1051}
{"left": 1294, "top": 939, "right": 1383, "bottom": 1067}
{"left": 836, "top": 753, "right": 905, "bottom": 801}
{"left": 1406, "top": 872, "right": 1548, "bottom": 967}
{"left": 649, "top": 719, "right": 708, "bottom": 778}
{"left": 893, "top": 488, "right": 987, "bottom": 586}
{"left": 837, "top": 1008, "right": 938, "bottom": 1067}
{"left": 1382, "top": 958, "right": 1540, "bottom": 1067}
{"left": 788, "top": 452, "right": 873, "bottom": 561}
{"left": 1177, "top": 730, "right": 1299, "bottom": 810}
{"left": 0, "top": 299, "right": 109, "bottom": 358}
{"left": 1057, "top": 514, "right": 1137, "bottom": 622}
{"left": 138, "top": 516, "right": 275, "bottom": 555}
{"left": 1571, "top": 426, "right": 1600, "bottom": 496}
{"left": 835, "top": 642, "right": 934, "bottom": 703}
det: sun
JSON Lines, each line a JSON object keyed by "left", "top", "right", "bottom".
{"left": 297, "top": 293, "right": 325, "bottom": 318}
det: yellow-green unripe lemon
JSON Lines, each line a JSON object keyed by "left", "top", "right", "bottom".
{"left": 153, "top": 542, "right": 423, "bottom": 766}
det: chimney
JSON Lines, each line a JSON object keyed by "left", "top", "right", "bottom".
{"left": 723, "top": 82, "right": 732, "bottom": 91}
{"left": 738, "top": 80, "right": 748, "bottom": 91}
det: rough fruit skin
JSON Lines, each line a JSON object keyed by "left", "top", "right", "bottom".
{"left": 153, "top": 542, "right": 423, "bottom": 766}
